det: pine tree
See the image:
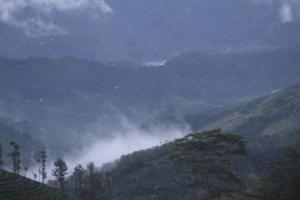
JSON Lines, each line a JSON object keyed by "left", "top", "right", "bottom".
{"left": 0, "top": 141, "right": 3, "bottom": 169}
{"left": 7, "top": 142, "right": 21, "bottom": 174}
{"left": 24, "top": 166, "right": 28, "bottom": 178}
{"left": 171, "top": 129, "right": 247, "bottom": 200}
{"left": 36, "top": 148, "right": 47, "bottom": 183}
{"left": 33, "top": 173, "right": 38, "bottom": 181}
{"left": 98, "top": 172, "right": 113, "bottom": 200}
{"left": 104, "top": 172, "right": 113, "bottom": 200}
{"left": 52, "top": 159, "right": 68, "bottom": 198}
{"left": 73, "top": 164, "right": 84, "bottom": 200}
{"left": 87, "top": 162, "right": 95, "bottom": 200}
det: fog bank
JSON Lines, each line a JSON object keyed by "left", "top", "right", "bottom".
{"left": 66, "top": 119, "right": 189, "bottom": 170}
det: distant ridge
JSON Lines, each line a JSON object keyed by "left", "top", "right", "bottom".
{"left": 188, "top": 83, "right": 300, "bottom": 149}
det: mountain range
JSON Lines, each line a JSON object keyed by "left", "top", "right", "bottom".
{"left": 0, "top": 0, "right": 300, "bottom": 61}
{"left": 0, "top": 46, "right": 299, "bottom": 166}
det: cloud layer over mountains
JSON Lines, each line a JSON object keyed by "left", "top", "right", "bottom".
{"left": 0, "top": 0, "right": 112, "bottom": 36}
{"left": 1, "top": 0, "right": 299, "bottom": 37}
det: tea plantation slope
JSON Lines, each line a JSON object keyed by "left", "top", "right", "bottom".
{"left": 0, "top": 169, "right": 64, "bottom": 200}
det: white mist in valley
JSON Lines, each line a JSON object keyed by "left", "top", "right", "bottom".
{"left": 27, "top": 119, "right": 189, "bottom": 181}
{"left": 66, "top": 117, "right": 190, "bottom": 170}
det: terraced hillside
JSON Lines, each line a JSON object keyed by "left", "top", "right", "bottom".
{"left": 0, "top": 169, "right": 64, "bottom": 200}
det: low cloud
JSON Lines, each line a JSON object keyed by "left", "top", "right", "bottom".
{"left": 280, "top": 2, "right": 294, "bottom": 23}
{"left": 0, "top": 0, "right": 113, "bottom": 36}
{"left": 21, "top": 115, "right": 189, "bottom": 181}
{"left": 64, "top": 116, "right": 189, "bottom": 171}
{"left": 251, "top": 0, "right": 300, "bottom": 23}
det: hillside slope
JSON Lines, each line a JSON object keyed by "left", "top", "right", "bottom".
{"left": 105, "top": 85, "right": 300, "bottom": 200}
{"left": 188, "top": 83, "right": 300, "bottom": 152}
{"left": 0, "top": 169, "right": 64, "bottom": 200}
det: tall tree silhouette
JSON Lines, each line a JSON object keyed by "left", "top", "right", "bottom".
{"left": 98, "top": 171, "right": 113, "bottom": 200}
{"left": 87, "top": 162, "right": 95, "bottom": 200}
{"left": 36, "top": 148, "right": 47, "bottom": 183}
{"left": 24, "top": 166, "right": 28, "bottom": 178}
{"left": 52, "top": 158, "right": 68, "bottom": 198}
{"left": 172, "top": 129, "right": 247, "bottom": 200}
{"left": 0, "top": 141, "right": 3, "bottom": 169}
{"left": 7, "top": 142, "right": 21, "bottom": 174}
{"left": 73, "top": 164, "right": 84, "bottom": 200}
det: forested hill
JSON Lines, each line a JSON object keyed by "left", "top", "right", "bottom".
{"left": 187, "top": 83, "right": 300, "bottom": 151}
{"left": 98, "top": 84, "right": 300, "bottom": 200}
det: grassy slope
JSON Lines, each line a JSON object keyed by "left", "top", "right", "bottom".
{"left": 0, "top": 169, "right": 64, "bottom": 200}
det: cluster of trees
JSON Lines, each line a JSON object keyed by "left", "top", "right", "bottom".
{"left": 170, "top": 129, "right": 300, "bottom": 200}
{"left": 0, "top": 141, "right": 22, "bottom": 174}
{"left": 0, "top": 140, "right": 47, "bottom": 179}
{"left": 0, "top": 139, "right": 112, "bottom": 200}
{"left": 171, "top": 129, "right": 247, "bottom": 199}
{"left": 71, "top": 162, "right": 112, "bottom": 200}
{"left": 0, "top": 141, "right": 2, "bottom": 168}
{"left": 1, "top": 129, "right": 300, "bottom": 200}
{"left": 110, "top": 129, "right": 300, "bottom": 200}
{"left": 258, "top": 147, "right": 300, "bottom": 200}
{"left": 50, "top": 160, "right": 112, "bottom": 200}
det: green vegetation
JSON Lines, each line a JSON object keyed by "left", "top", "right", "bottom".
{"left": 73, "top": 165, "right": 84, "bottom": 200}
{"left": 259, "top": 147, "right": 300, "bottom": 200}
{"left": 0, "top": 118, "right": 43, "bottom": 167}
{"left": 0, "top": 169, "right": 64, "bottom": 200}
{"left": 7, "top": 142, "right": 21, "bottom": 175}
{"left": 52, "top": 159, "right": 68, "bottom": 198}
{"left": 172, "top": 130, "right": 247, "bottom": 200}
{"left": 99, "top": 130, "right": 299, "bottom": 200}
{"left": 0, "top": 70, "right": 299, "bottom": 199}
{"left": 87, "top": 84, "right": 300, "bottom": 200}
{"left": 35, "top": 148, "right": 48, "bottom": 184}
{"left": 187, "top": 83, "right": 300, "bottom": 165}
{"left": 0, "top": 140, "right": 3, "bottom": 169}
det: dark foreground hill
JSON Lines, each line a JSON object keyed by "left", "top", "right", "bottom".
{"left": 0, "top": 169, "right": 64, "bottom": 200}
